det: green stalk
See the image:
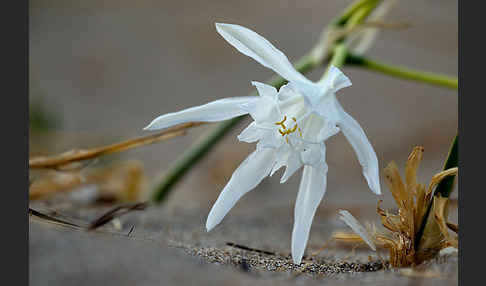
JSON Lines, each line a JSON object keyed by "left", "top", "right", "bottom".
{"left": 320, "top": 1, "right": 378, "bottom": 81}
{"left": 344, "top": 0, "right": 380, "bottom": 29}
{"left": 332, "top": 0, "right": 380, "bottom": 26}
{"left": 151, "top": 56, "right": 316, "bottom": 203}
{"left": 346, "top": 53, "right": 458, "bottom": 90}
{"left": 321, "top": 43, "right": 348, "bottom": 79}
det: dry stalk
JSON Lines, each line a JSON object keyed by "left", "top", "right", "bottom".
{"left": 29, "top": 122, "right": 206, "bottom": 170}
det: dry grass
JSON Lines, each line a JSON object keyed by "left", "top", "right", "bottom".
{"left": 333, "top": 146, "right": 458, "bottom": 267}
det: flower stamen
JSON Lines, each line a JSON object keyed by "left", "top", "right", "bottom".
{"left": 275, "top": 115, "right": 287, "bottom": 129}
{"left": 292, "top": 117, "right": 303, "bottom": 137}
{"left": 275, "top": 115, "right": 302, "bottom": 144}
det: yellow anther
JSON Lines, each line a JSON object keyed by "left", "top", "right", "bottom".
{"left": 288, "top": 124, "right": 297, "bottom": 133}
{"left": 275, "top": 115, "right": 302, "bottom": 143}
{"left": 275, "top": 115, "right": 287, "bottom": 129}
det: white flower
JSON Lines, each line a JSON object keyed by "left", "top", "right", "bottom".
{"left": 144, "top": 23, "right": 381, "bottom": 264}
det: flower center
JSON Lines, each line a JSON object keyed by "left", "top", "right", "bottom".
{"left": 275, "top": 115, "right": 302, "bottom": 143}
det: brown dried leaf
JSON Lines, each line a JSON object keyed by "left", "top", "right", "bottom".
{"left": 332, "top": 231, "right": 365, "bottom": 242}
{"left": 399, "top": 268, "right": 442, "bottom": 278}
{"left": 433, "top": 196, "right": 458, "bottom": 248}
{"left": 425, "top": 167, "right": 458, "bottom": 200}
{"left": 446, "top": 222, "right": 458, "bottom": 234}
{"left": 414, "top": 183, "right": 428, "bottom": 233}
{"left": 384, "top": 161, "right": 407, "bottom": 209}
{"left": 405, "top": 146, "right": 424, "bottom": 196}
{"left": 415, "top": 196, "right": 449, "bottom": 262}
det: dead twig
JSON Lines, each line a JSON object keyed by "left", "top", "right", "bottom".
{"left": 126, "top": 225, "right": 135, "bottom": 237}
{"left": 226, "top": 242, "right": 276, "bottom": 256}
{"left": 30, "top": 202, "right": 148, "bottom": 233}
{"left": 29, "top": 122, "right": 206, "bottom": 170}
{"left": 29, "top": 208, "right": 82, "bottom": 228}
{"left": 87, "top": 202, "right": 148, "bottom": 230}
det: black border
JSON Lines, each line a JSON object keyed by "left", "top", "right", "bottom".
{"left": 3, "top": 0, "right": 28, "bottom": 285}
{"left": 459, "top": 1, "right": 481, "bottom": 285}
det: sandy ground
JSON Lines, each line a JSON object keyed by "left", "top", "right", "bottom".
{"left": 29, "top": 0, "right": 458, "bottom": 285}
{"left": 29, "top": 200, "right": 458, "bottom": 286}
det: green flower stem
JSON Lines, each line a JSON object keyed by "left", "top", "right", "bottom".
{"left": 332, "top": 0, "right": 380, "bottom": 26}
{"left": 151, "top": 56, "right": 317, "bottom": 203}
{"left": 344, "top": 0, "right": 380, "bottom": 29}
{"left": 320, "top": 1, "right": 378, "bottom": 81}
{"left": 321, "top": 43, "right": 348, "bottom": 80}
{"left": 346, "top": 53, "right": 458, "bottom": 90}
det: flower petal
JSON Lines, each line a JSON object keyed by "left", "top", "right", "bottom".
{"left": 251, "top": 81, "right": 278, "bottom": 100}
{"left": 206, "top": 148, "right": 276, "bottom": 231}
{"left": 270, "top": 144, "right": 303, "bottom": 183}
{"left": 144, "top": 96, "right": 258, "bottom": 130}
{"left": 237, "top": 122, "right": 262, "bottom": 143}
{"left": 280, "top": 150, "right": 302, "bottom": 183}
{"left": 215, "top": 23, "right": 311, "bottom": 83}
{"left": 240, "top": 93, "right": 282, "bottom": 124}
{"left": 337, "top": 209, "right": 376, "bottom": 251}
{"left": 335, "top": 101, "right": 381, "bottom": 195}
{"left": 291, "top": 164, "right": 328, "bottom": 264}
{"left": 320, "top": 65, "right": 352, "bottom": 93}
{"left": 300, "top": 142, "right": 326, "bottom": 167}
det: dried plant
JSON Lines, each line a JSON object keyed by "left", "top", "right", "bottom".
{"left": 335, "top": 146, "right": 458, "bottom": 267}
{"left": 29, "top": 160, "right": 147, "bottom": 202}
{"left": 29, "top": 122, "right": 205, "bottom": 170}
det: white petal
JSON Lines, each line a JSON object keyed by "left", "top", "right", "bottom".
{"left": 237, "top": 122, "right": 262, "bottom": 143}
{"left": 144, "top": 96, "right": 257, "bottom": 130}
{"left": 277, "top": 82, "right": 300, "bottom": 101}
{"left": 300, "top": 143, "right": 326, "bottom": 167}
{"left": 238, "top": 123, "right": 281, "bottom": 148}
{"left": 321, "top": 65, "right": 352, "bottom": 93}
{"left": 270, "top": 144, "right": 290, "bottom": 176}
{"left": 270, "top": 144, "right": 303, "bottom": 183}
{"left": 206, "top": 148, "right": 276, "bottom": 231}
{"left": 337, "top": 209, "right": 376, "bottom": 251}
{"left": 291, "top": 164, "right": 328, "bottom": 264}
{"left": 256, "top": 131, "right": 282, "bottom": 149}
{"left": 280, "top": 150, "right": 302, "bottom": 183}
{"left": 215, "top": 23, "right": 311, "bottom": 83}
{"left": 251, "top": 81, "right": 278, "bottom": 100}
{"left": 335, "top": 101, "right": 381, "bottom": 195}
{"left": 240, "top": 94, "right": 282, "bottom": 124}
{"left": 300, "top": 114, "right": 339, "bottom": 143}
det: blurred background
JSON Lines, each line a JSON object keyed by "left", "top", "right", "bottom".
{"left": 29, "top": 0, "right": 457, "bottom": 284}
